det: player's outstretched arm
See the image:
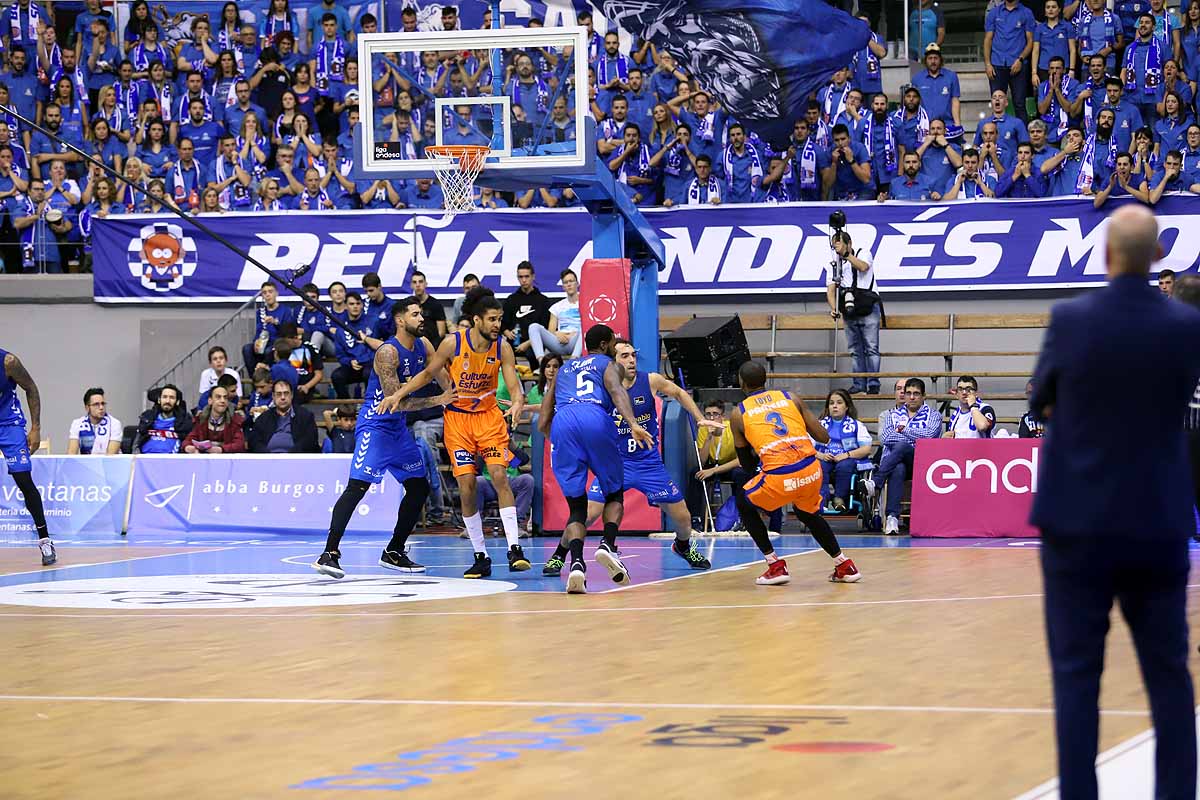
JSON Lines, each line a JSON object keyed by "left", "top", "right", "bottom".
{"left": 377, "top": 336, "right": 455, "bottom": 414}
{"left": 499, "top": 340, "right": 525, "bottom": 425}
{"left": 606, "top": 362, "right": 651, "bottom": 447}
{"left": 422, "top": 337, "right": 453, "bottom": 392}
{"left": 649, "top": 372, "right": 723, "bottom": 431}
{"left": 5, "top": 353, "right": 40, "bottom": 451}
{"left": 792, "top": 396, "right": 830, "bottom": 444}
{"left": 376, "top": 343, "right": 456, "bottom": 411}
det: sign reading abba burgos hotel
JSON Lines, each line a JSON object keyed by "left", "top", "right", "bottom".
{"left": 909, "top": 439, "right": 1040, "bottom": 538}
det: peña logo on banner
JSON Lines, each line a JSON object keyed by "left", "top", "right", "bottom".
{"left": 128, "top": 222, "right": 198, "bottom": 292}
{"left": 92, "top": 198, "right": 1200, "bottom": 303}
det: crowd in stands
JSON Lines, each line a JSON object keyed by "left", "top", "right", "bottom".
{"left": 3, "top": 0, "right": 1196, "bottom": 272}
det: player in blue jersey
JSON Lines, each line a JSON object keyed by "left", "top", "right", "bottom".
{"left": 538, "top": 324, "right": 652, "bottom": 594}
{"left": 313, "top": 298, "right": 455, "bottom": 579}
{"left": 542, "top": 338, "right": 724, "bottom": 580}
{"left": 0, "top": 348, "right": 54, "bottom": 566}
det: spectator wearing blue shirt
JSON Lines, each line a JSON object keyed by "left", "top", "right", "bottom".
{"left": 173, "top": 18, "right": 217, "bottom": 94}
{"left": 1033, "top": 0, "right": 1076, "bottom": 81}
{"left": 1149, "top": 149, "right": 1200, "bottom": 202}
{"left": 888, "top": 152, "right": 932, "bottom": 200}
{"left": 508, "top": 53, "right": 550, "bottom": 131}
{"left": 828, "top": 123, "right": 873, "bottom": 201}
{"left": 678, "top": 91, "right": 728, "bottom": 174}
{"left": 1101, "top": 77, "right": 1145, "bottom": 152}
{"left": 177, "top": 99, "right": 223, "bottom": 166}
{"left": 892, "top": 87, "right": 932, "bottom": 154}
{"left": 1093, "top": 151, "right": 1151, "bottom": 206}
{"left": 3, "top": 0, "right": 47, "bottom": 53}
{"left": 30, "top": 104, "right": 84, "bottom": 181}
{"left": 911, "top": 44, "right": 962, "bottom": 129}
{"left": 1180, "top": 4, "right": 1200, "bottom": 93}
{"left": 1115, "top": 0, "right": 1153, "bottom": 44}
{"left": 13, "top": 178, "right": 71, "bottom": 272}
{"left": 331, "top": 292, "right": 375, "bottom": 399}
{"left": 1154, "top": 59, "right": 1193, "bottom": 114}
{"left": 861, "top": 93, "right": 902, "bottom": 196}
{"left": 88, "top": 117, "right": 124, "bottom": 174}
{"left": 915, "top": 117, "right": 963, "bottom": 199}
{"left": 593, "top": 31, "right": 631, "bottom": 117}
{"left": 1155, "top": 91, "right": 1194, "bottom": 155}
{"left": 1036, "top": 56, "right": 1083, "bottom": 143}
{"left": 852, "top": 16, "right": 888, "bottom": 97}
{"left": 655, "top": 121, "right": 700, "bottom": 207}
{"left": 1122, "top": 13, "right": 1166, "bottom": 126}
{"left": 1076, "top": 54, "right": 1109, "bottom": 135}
{"left": 817, "top": 67, "right": 854, "bottom": 127}
{"left": 313, "top": 141, "right": 357, "bottom": 210}
{"left": 84, "top": 18, "right": 121, "bottom": 106}
{"left": 721, "top": 123, "right": 764, "bottom": 204}
{"left": 309, "top": 13, "right": 347, "bottom": 99}
{"left": 608, "top": 124, "right": 657, "bottom": 206}
{"left": 305, "top": 0, "right": 354, "bottom": 53}
{"left": 985, "top": 0, "right": 1036, "bottom": 121}
{"left": 206, "top": 135, "right": 252, "bottom": 211}
{"left": 624, "top": 68, "right": 655, "bottom": 140}
{"left": 945, "top": 148, "right": 998, "bottom": 199}
{"left": 1179, "top": 122, "right": 1200, "bottom": 175}
{"left": 974, "top": 88, "right": 1029, "bottom": 151}
{"left": 650, "top": 51, "right": 688, "bottom": 105}
{"left": 172, "top": 72, "right": 219, "bottom": 143}
{"left": 166, "top": 137, "right": 206, "bottom": 212}
{"left": 321, "top": 406, "right": 356, "bottom": 454}
{"left": 225, "top": 80, "right": 267, "bottom": 141}
{"left": 1028, "top": 119, "right": 1062, "bottom": 173}
{"left": 1085, "top": 107, "right": 1122, "bottom": 189}
{"left": 908, "top": 0, "right": 946, "bottom": 62}
{"left": 442, "top": 106, "right": 489, "bottom": 148}
{"left": 357, "top": 176, "right": 404, "bottom": 209}
{"left": 244, "top": 281, "right": 299, "bottom": 374}
{"left": 73, "top": 0, "right": 113, "bottom": 63}
{"left": 1041, "top": 126, "right": 1090, "bottom": 195}
{"left": 977, "top": 120, "right": 1017, "bottom": 183}
{"left": 834, "top": 89, "right": 868, "bottom": 142}
{"left": 997, "top": 142, "right": 1049, "bottom": 196}
{"left": 1073, "top": 0, "right": 1124, "bottom": 74}
{"left": 405, "top": 178, "right": 445, "bottom": 210}
{"left": 296, "top": 167, "right": 333, "bottom": 211}
{"left": 2, "top": 46, "right": 40, "bottom": 132}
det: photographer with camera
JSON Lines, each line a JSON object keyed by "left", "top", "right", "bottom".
{"left": 826, "top": 212, "right": 882, "bottom": 395}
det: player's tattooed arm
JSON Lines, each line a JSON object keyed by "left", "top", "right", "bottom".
{"left": 377, "top": 336, "right": 454, "bottom": 413}
{"left": 5, "top": 353, "right": 40, "bottom": 446}
{"left": 374, "top": 343, "right": 402, "bottom": 396}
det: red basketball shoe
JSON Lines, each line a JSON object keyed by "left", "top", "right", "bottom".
{"left": 830, "top": 559, "right": 861, "bottom": 583}
{"left": 755, "top": 559, "right": 790, "bottom": 586}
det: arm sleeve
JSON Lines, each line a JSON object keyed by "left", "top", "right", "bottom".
{"left": 878, "top": 410, "right": 902, "bottom": 446}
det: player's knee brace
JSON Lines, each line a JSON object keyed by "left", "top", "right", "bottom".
{"left": 603, "top": 490, "right": 624, "bottom": 506}
{"left": 565, "top": 494, "right": 590, "bottom": 526}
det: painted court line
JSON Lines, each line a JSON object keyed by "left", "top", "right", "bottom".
{"left": 0, "top": 547, "right": 234, "bottom": 579}
{"left": 0, "top": 591, "right": 1048, "bottom": 619}
{"left": 0, "top": 693, "right": 1151, "bottom": 717}
{"left": 602, "top": 548, "right": 821, "bottom": 593}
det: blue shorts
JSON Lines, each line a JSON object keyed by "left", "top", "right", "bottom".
{"left": 551, "top": 403, "right": 623, "bottom": 499}
{"left": 0, "top": 423, "right": 31, "bottom": 474}
{"left": 587, "top": 456, "right": 683, "bottom": 506}
{"left": 348, "top": 425, "right": 425, "bottom": 485}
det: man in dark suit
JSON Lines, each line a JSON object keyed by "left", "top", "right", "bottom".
{"left": 249, "top": 379, "right": 320, "bottom": 454}
{"left": 1030, "top": 205, "right": 1200, "bottom": 800}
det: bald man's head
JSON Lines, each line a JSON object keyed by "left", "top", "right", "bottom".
{"left": 1105, "top": 205, "right": 1163, "bottom": 278}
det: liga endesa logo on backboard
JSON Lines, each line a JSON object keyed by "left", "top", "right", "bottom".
{"left": 127, "top": 222, "right": 197, "bottom": 292}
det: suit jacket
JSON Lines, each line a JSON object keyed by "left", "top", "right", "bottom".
{"left": 1030, "top": 274, "right": 1200, "bottom": 537}
{"left": 248, "top": 405, "right": 319, "bottom": 454}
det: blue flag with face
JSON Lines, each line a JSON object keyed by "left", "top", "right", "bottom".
{"left": 596, "top": 0, "right": 872, "bottom": 146}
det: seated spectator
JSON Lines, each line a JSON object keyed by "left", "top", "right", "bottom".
{"left": 912, "top": 118, "right": 960, "bottom": 200}
{"left": 182, "top": 385, "right": 246, "bottom": 454}
{"left": 1101, "top": 77, "right": 1144, "bottom": 152}
{"left": 976, "top": 120, "right": 1014, "bottom": 181}
{"left": 815, "top": 389, "right": 873, "bottom": 513}
{"left": 1155, "top": 91, "right": 1193, "bottom": 156}
{"left": 13, "top": 178, "right": 72, "bottom": 273}
{"left": 252, "top": 177, "right": 286, "bottom": 211}
{"left": 476, "top": 448, "right": 535, "bottom": 538}
{"left": 297, "top": 167, "right": 334, "bottom": 210}
{"left": 332, "top": 292, "right": 377, "bottom": 398}
{"left": 1027, "top": 119, "right": 1060, "bottom": 173}
{"left": 404, "top": 177, "right": 444, "bottom": 209}
{"left": 198, "top": 373, "right": 241, "bottom": 412}
{"left": 271, "top": 321, "right": 324, "bottom": 404}
{"left": 1179, "top": 124, "right": 1200, "bottom": 176}
{"left": 314, "top": 140, "right": 357, "bottom": 209}
{"left": 528, "top": 268, "right": 583, "bottom": 360}
{"left": 501, "top": 353, "right": 561, "bottom": 420}
{"left": 362, "top": 271, "right": 396, "bottom": 340}
{"left": 1094, "top": 151, "right": 1151, "bottom": 206}
{"left": 690, "top": 399, "right": 783, "bottom": 531}
{"left": 997, "top": 142, "right": 1049, "bottom": 197}
{"left": 1018, "top": 379, "right": 1045, "bottom": 438}
{"left": 67, "top": 387, "right": 122, "bottom": 455}
{"left": 451, "top": 273, "right": 481, "bottom": 326}
{"left": 243, "top": 280, "right": 297, "bottom": 372}
{"left": 166, "top": 137, "right": 205, "bottom": 212}
{"left": 943, "top": 148, "right": 997, "bottom": 199}
{"left": 269, "top": 338, "right": 299, "bottom": 392}
{"left": 265, "top": 145, "right": 303, "bottom": 204}
{"left": 1149, "top": 149, "right": 1200, "bottom": 202}
{"left": 874, "top": 378, "right": 941, "bottom": 534}
{"left": 321, "top": 404, "right": 356, "bottom": 454}
{"left": 685, "top": 153, "right": 721, "bottom": 205}
{"left": 1041, "top": 126, "right": 1089, "bottom": 195}
{"left": 827, "top": 123, "right": 873, "bottom": 201}
{"left": 138, "top": 178, "right": 173, "bottom": 213}
{"left": 475, "top": 187, "right": 508, "bottom": 210}
{"left": 135, "top": 383, "right": 193, "bottom": 454}
{"left": 198, "top": 345, "right": 242, "bottom": 406}
{"left": 248, "top": 379, "right": 319, "bottom": 453}
{"left": 888, "top": 152, "right": 932, "bottom": 200}
{"left": 944, "top": 376, "right": 996, "bottom": 439}
{"left": 1159, "top": 268, "right": 1176, "bottom": 295}
{"left": 206, "top": 134, "right": 252, "bottom": 211}
{"left": 246, "top": 365, "right": 274, "bottom": 424}
{"left": 1155, "top": 59, "right": 1193, "bottom": 117}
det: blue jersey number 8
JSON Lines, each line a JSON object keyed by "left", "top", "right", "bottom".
{"left": 764, "top": 411, "right": 788, "bottom": 436}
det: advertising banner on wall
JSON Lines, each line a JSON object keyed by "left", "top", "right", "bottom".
{"left": 92, "top": 197, "right": 1200, "bottom": 304}
{"left": 0, "top": 456, "right": 133, "bottom": 537}
{"left": 127, "top": 455, "right": 407, "bottom": 536}
{"left": 909, "top": 438, "right": 1040, "bottom": 538}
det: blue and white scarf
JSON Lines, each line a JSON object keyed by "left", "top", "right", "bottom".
{"left": 596, "top": 54, "right": 629, "bottom": 87}
{"left": 178, "top": 92, "right": 214, "bottom": 123}
{"left": 1075, "top": 5, "right": 1116, "bottom": 52}
{"left": 818, "top": 415, "right": 871, "bottom": 468}
{"left": 861, "top": 113, "right": 897, "bottom": 173}
{"left": 299, "top": 188, "right": 330, "bottom": 210}
{"left": 263, "top": 13, "right": 292, "bottom": 45}
{"left": 7, "top": 2, "right": 40, "bottom": 43}
{"left": 687, "top": 175, "right": 720, "bottom": 203}
{"left": 888, "top": 402, "right": 935, "bottom": 437}
{"left": 693, "top": 110, "right": 718, "bottom": 142}
{"left": 892, "top": 105, "right": 930, "bottom": 146}
{"left": 315, "top": 37, "right": 345, "bottom": 93}
{"left": 1123, "top": 36, "right": 1163, "bottom": 97}
{"left": 100, "top": 105, "right": 125, "bottom": 137}
{"left": 948, "top": 403, "right": 992, "bottom": 438}
{"left": 796, "top": 136, "right": 818, "bottom": 190}
{"left": 664, "top": 143, "right": 686, "bottom": 176}
{"left": 587, "top": 31, "right": 603, "bottom": 63}
{"left": 510, "top": 76, "right": 549, "bottom": 115}
{"left": 217, "top": 24, "right": 238, "bottom": 55}
{"left": 813, "top": 118, "right": 832, "bottom": 148}
{"left": 615, "top": 142, "right": 650, "bottom": 184}
{"left": 113, "top": 79, "right": 138, "bottom": 119}
{"left": 52, "top": 65, "right": 87, "bottom": 105}
{"left": 1039, "top": 74, "right": 1076, "bottom": 138}
{"left": 236, "top": 134, "right": 269, "bottom": 178}
{"left": 131, "top": 42, "right": 166, "bottom": 73}
{"left": 822, "top": 82, "right": 850, "bottom": 124}
{"left": 723, "top": 143, "right": 763, "bottom": 190}
{"left": 852, "top": 33, "right": 882, "bottom": 79}
{"left": 980, "top": 144, "right": 1006, "bottom": 182}
{"left": 1077, "top": 132, "right": 1118, "bottom": 193}
{"left": 252, "top": 198, "right": 284, "bottom": 212}
{"left": 172, "top": 159, "right": 202, "bottom": 207}
{"left": 214, "top": 155, "right": 249, "bottom": 209}
{"left": 38, "top": 40, "right": 60, "bottom": 83}
{"left": 146, "top": 80, "right": 172, "bottom": 122}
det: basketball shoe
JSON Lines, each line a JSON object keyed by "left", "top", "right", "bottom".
{"left": 755, "top": 559, "right": 790, "bottom": 586}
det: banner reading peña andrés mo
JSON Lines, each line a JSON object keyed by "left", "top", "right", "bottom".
{"left": 93, "top": 196, "right": 1200, "bottom": 304}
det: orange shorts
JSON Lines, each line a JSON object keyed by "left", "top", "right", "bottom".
{"left": 743, "top": 459, "right": 823, "bottom": 514}
{"left": 444, "top": 407, "right": 511, "bottom": 477}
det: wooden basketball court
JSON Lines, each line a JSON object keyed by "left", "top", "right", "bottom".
{"left": 0, "top": 534, "right": 1194, "bottom": 799}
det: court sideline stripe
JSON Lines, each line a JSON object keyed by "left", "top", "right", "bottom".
{"left": 0, "top": 592, "right": 1050, "bottom": 618}
{"left": 603, "top": 548, "right": 823, "bottom": 593}
{"left": 0, "top": 694, "right": 1152, "bottom": 717}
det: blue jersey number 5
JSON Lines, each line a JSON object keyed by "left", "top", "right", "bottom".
{"left": 764, "top": 411, "right": 788, "bottom": 436}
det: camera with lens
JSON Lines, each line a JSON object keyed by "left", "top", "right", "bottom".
{"left": 829, "top": 209, "right": 847, "bottom": 231}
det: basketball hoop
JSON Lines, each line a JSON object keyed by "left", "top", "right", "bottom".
{"left": 425, "top": 145, "right": 489, "bottom": 213}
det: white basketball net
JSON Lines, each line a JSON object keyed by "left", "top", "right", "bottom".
{"left": 426, "top": 146, "right": 488, "bottom": 213}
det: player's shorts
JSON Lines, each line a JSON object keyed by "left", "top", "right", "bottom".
{"left": 0, "top": 424, "right": 31, "bottom": 474}
{"left": 587, "top": 455, "right": 683, "bottom": 506}
{"left": 444, "top": 406, "right": 511, "bottom": 477}
{"left": 551, "top": 403, "right": 623, "bottom": 499}
{"left": 744, "top": 457, "right": 822, "bottom": 514}
{"left": 348, "top": 424, "right": 425, "bottom": 485}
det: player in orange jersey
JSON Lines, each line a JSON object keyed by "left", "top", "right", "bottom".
{"left": 379, "top": 287, "right": 529, "bottom": 578}
{"left": 730, "top": 361, "right": 861, "bottom": 586}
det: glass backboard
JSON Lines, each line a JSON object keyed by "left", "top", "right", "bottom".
{"left": 356, "top": 27, "right": 590, "bottom": 179}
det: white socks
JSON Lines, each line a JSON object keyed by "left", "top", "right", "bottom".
{"left": 463, "top": 512, "right": 486, "bottom": 554}
{"left": 499, "top": 506, "right": 520, "bottom": 548}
